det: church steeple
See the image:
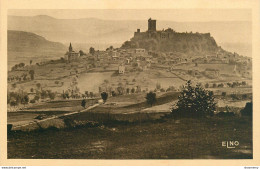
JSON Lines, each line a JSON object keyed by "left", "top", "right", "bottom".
{"left": 69, "top": 42, "right": 73, "bottom": 52}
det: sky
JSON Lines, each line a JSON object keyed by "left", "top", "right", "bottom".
{"left": 8, "top": 9, "right": 251, "bottom": 22}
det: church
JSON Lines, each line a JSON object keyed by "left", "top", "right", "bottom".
{"left": 64, "top": 43, "right": 79, "bottom": 61}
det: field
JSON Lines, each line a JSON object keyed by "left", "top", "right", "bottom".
{"left": 8, "top": 116, "right": 252, "bottom": 159}
{"left": 7, "top": 54, "right": 253, "bottom": 159}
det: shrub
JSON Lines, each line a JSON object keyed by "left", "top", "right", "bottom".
{"left": 218, "top": 83, "right": 224, "bottom": 88}
{"left": 30, "top": 99, "right": 36, "bottom": 103}
{"left": 230, "top": 94, "right": 239, "bottom": 100}
{"left": 101, "top": 92, "right": 108, "bottom": 103}
{"left": 241, "top": 101, "right": 252, "bottom": 116}
{"left": 48, "top": 92, "right": 56, "bottom": 100}
{"left": 221, "top": 92, "right": 227, "bottom": 97}
{"left": 205, "top": 83, "right": 209, "bottom": 88}
{"left": 242, "top": 94, "right": 248, "bottom": 100}
{"left": 172, "top": 80, "right": 216, "bottom": 118}
{"left": 166, "top": 86, "right": 175, "bottom": 92}
{"left": 146, "top": 92, "right": 156, "bottom": 106}
{"left": 216, "top": 106, "right": 235, "bottom": 117}
{"left": 217, "top": 111, "right": 235, "bottom": 117}
{"left": 21, "top": 95, "right": 29, "bottom": 106}
{"left": 242, "top": 81, "right": 247, "bottom": 86}
{"left": 160, "top": 88, "right": 166, "bottom": 92}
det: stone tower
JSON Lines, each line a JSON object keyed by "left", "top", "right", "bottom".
{"left": 148, "top": 18, "right": 156, "bottom": 31}
{"left": 69, "top": 42, "right": 73, "bottom": 52}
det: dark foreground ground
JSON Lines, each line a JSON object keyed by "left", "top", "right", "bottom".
{"left": 8, "top": 116, "right": 252, "bottom": 159}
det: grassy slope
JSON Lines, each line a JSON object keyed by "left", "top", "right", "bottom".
{"left": 8, "top": 30, "right": 66, "bottom": 68}
{"left": 8, "top": 117, "right": 252, "bottom": 159}
{"left": 88, "top": 92, "right": 179, "bottom": 114}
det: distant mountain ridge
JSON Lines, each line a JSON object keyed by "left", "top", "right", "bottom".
{"left": 8, "top": 15, "right": 251, "bottom": 46}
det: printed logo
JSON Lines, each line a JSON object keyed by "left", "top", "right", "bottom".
{"left": 222, "top": 141, "right": 239, "bottom": 148}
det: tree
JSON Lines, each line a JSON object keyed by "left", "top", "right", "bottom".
{"left": 89, "top": 47, "right": 95, "bottom": 55}
{"left": 156, "top": 82, "right": 161, "bottom": 90}
{"left": 79, "top": 50, "right": 85, "bottom": 56}
{"left": 36, "top": 83, "right": 41, "bottom": 89}
{"left": 218, "top": 83, "right": 224, "bottom": 88}
{"left": 111, "top": 91, "right": 116, "bottom": 97}
{"left": 221, "top": 92, "right": 227, "bottom": 97}
{"left": 48, "top": 92, "right": 56, "bottom": 100}
{"left": 117, "top": 86, "right": 124, "bottom": 95}
{"left": 41, "top": 90, "right": 48, "bottom": 99}
{"left": 126, "top": 88, "right": 130, "bottom": 94}
{"left": 21, "top": 95, "right": 29, "bottom": 106}
{"left": 89, "top": 92, "right": 94, "bottom": 98}
{"left": 205, "top": 83, "right": 209, "bottom": 88}
{"left": 160, "top": 88, "right": 165, "bottom": 92}
{"left": 136, "top": 86, "right": 142, "bottom": 93}
{"left": 12, "top": 83, "right": 17, "bottom": 89}
{"left": 173, "top": 80, "right": 216, "bottom": 118}
{"left": 242, "top": 81, "right": 247, "bottom": 86}
{"left": 101, "top": 92, "right": 108, "bottom": 103}
{"left": 241, "top": 101, "right": 252, "bottom": 116}
{"left": 29, "top": 70, "right": 35, "bottom": 80}
{"left": 34, "top": 95, "right": 40, "bottom": 102}
{"left": 85, "top": 91, "right": 89, "bottom": 97}
{"left": 146, "top": 92, "right": 157, "bottom": 106}
{"left": 81, "top": 99, "right": 87, "bottom": 108}
{"left": 10, "top": 98, "right": 17, "bottom": 107}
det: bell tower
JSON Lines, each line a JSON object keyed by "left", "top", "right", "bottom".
{"left": 69, "top": 42, "right": 73, "bottom": 52}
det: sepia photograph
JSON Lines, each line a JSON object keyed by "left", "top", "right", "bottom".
{"left": 5, "top": 8, "right": 253, "bottom": 160}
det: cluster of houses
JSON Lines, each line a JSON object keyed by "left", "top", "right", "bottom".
{"left": 63, "top": 41, "right": 251, "bottom": 79}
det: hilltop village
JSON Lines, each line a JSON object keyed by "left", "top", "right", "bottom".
{"left": 7, "top": 18, "right": 252, "bottom": 110}
{"left": 7, "top": 14, "right": 254, "bottom": 159}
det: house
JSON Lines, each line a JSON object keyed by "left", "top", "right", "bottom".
{"left": 118, "top": 65, "right": 125, "bottom": 74}
{"left": 134, "top": 48, "right": 146, "bottom": 57}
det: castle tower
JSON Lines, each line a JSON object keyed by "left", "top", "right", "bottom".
{"left": 69, "top": 42, "right": 73, "bottom": 52}
{"left": 148, "top": 18, "right": 156, "bottom": 31}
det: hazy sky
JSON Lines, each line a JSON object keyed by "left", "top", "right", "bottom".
{"left": 8, "top": 9, "right": 251, "bottom": 22}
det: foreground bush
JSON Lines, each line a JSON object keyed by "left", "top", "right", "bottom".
{"left": 241, "top": 101, "right": 252, "bottom": 117}
{"left": 172, "top": 80, "right": 216, "bottom": 118}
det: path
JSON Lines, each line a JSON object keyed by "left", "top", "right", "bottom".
{"left": 11, "top": 103, "right": 100, "bottom": 130}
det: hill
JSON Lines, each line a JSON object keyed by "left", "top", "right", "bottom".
{"left": 121, "top": 29, "right": 219, "bottom": 54}
{"left": 8, "top": 15, "right": 251, "bottom": 56}
{"left": 8, "top": 30, "right": 66, "bottom": 68}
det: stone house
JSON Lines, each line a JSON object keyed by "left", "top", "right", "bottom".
{"left": 118, "top": 65, "right": 125, "bottom": 74}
